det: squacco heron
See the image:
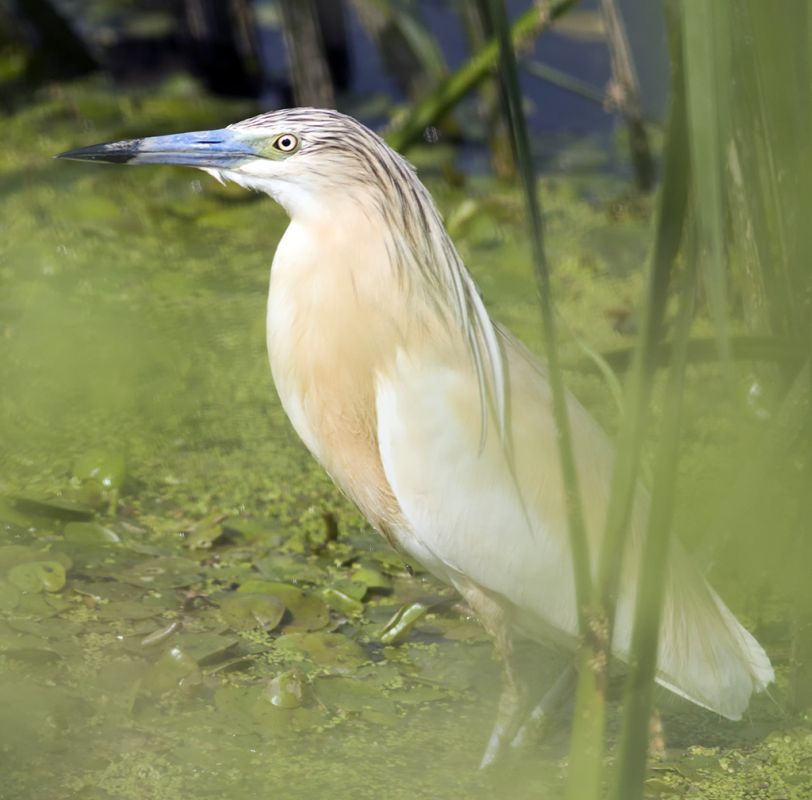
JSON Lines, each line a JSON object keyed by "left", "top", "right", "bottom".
{"left": 59, "top": 108, "right": 773, "bottom": 765}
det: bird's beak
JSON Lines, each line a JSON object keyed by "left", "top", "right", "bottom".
{"left": 56, "top": 128, "right": 257, "bottom": 169}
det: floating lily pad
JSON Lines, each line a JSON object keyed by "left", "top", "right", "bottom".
{"left": 204, "top": 653, "right": 258, "bottom": 676}
{"left": 140, "top": 620, "right": 182, "bottom": 648}
{"left": 399, "top": 642, "right": 478, "bottom": 690}
{"left": 183, "top": 515, "right": 226, "bottom": 550}
{"left": 12, "top": 495, "right": 94, "bottom": 521}
{"left": 213, "top": 684, "right": 256, "bottom": 720}
{"left": 0, "top": 545, "right": 71, "bottom": 573}
{"left": 96, "top": 600, "right": 164, "bottom": 621}
{"left": 252, "top": 699, "right": 323, "bottom": 734}
{"left": 122, "top": 556, "right": 201, "bottom": 589}
{"left": 214, "top": 683, "right": 322, "bottom": 734}
{"left": 3, "top": 647, "right": 62, "bottom": 666}
{"left": 64, "top": 521, "right": 120, "bottom": 546}
{"left": 274, "top": 632, "right": 366, "bottom": 673}
{"left": 49, "top": 550, "right": 74, "bottom": 570}
{"left": 314, "top": 675, "right": 398, "bottom": 716}
{"left": 367, "top": 548, "right": 418, "bottom": 574}
{"left": 359, "top": 707, "right": 400, "bottom": 726}
{"left": 139, "top": 644, "right": 201, "bottom": 696}
{"left": 645, "top": 777, "right": 679, "bottom": 797}
{"left": 237, "top": 580, "right": 329, "bottom": 632}
{"left": 95, "top": 657, "right": 148, "bottom": 692}
{"left": 0, "top": 580, "right": 21, "bottom": 610}
{"left": 265, "top": 670, "right": 305, "bottom": 708}
{"left": 438, "top": 618, "right": 488, "bottom": 642}
{"left": 8, "top": 561, "right": 66, "bottom": 593}
{"left": 351, "top": 566, "right": 393, "bottom": 592}
{"left": 174, "top": 631, "right": 240, "bottom": 665}
{"left": 331, "top": 579, "right": 367, "bottom": 601}
{"left": 14, "top": 592, "right": 69, "bottom": 618}
{"left": 6, "top": 616, "right": 78, "bottom": 640}
{"left": 51, "top": 541, "right": 116, "bottom": 574}
{"left": 320, "top": 586, "right": 364, "bottom": 616}
{"left": 379, "top": 601, "right": 429, "bottom": 645}
{"left": 222, "top": 517, "right": 282, "bottom": 543}
{"left": 0, "top": 498, "right": 36, "bottom": 529}
{"left": 220, "top": 592, "right": 286, "bottom": 632}
{"left": 73, "top": 450, "right": 127, "bottom": 490}
{"left": 71, "top": 481, "right": 107, "bottom": 512}
{"left": 254, "top": 554, "right": 325, "bottom": 583}
{"left": 386, "top": 682, "right": 447, "bottom": 705}
{"left": 0, "top": 679, "right": 88, "bottom": 750}
{"left": 72, "top": 580, "right": 145, "bottom": 603}
{"left": 0, "top": 620, "right": 44, "bottom": 650}
{"left": 353, "top": 663, "right": 402, "bottom": 687}
{"left": 0, "top": 546, "right": 38, "bottom": 570}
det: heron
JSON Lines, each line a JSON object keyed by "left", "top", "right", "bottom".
{"left": 58, "top": 107, "right": 773, "bottom": 766}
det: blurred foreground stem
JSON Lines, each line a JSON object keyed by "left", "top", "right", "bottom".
{"left": 485, "top": 0, "right": 590, "bottom": 641}
{"left": 610, "top": 152, "right": 694, "bottom": 800}
{"left": 487, "top": 1, "right": 611, "bottom": 796}
{"left": 594, "top": 0, "right": 688, "bottom": 686}
{"left": 568, "top": 9, "right": 689, "bottom": 798}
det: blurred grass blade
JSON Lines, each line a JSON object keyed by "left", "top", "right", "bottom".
{"left": 594, "top": 8, "right": 689, "bottom": 676}
{"left": 724, "top": 2, "right": 811, "bottom": 343}
{"left": 610, "top": 182, "right": 696, "bottom": 800}
{"left": 484, "top": 0, "right": 590, "bottom": 632}
{"left": 485, "top": 1, "right": 609, "bottom": 796}
{"left": 577, "top": 8, "right": 689, "bottom": 797}
{"left": 681, "top": 1, "right": 731, "bottom": 364}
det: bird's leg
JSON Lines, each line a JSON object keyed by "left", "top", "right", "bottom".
{"left": 479, "top": 624, "right": 527, "bottom": 768}
{"left": 510, "top": 663, "right": 577, "bottom": 750}
{"left": 648, "top": 708, "right": 666, "bottom": 759}
{"left": 453, "top": 580, "right": 527, "bottom": 768}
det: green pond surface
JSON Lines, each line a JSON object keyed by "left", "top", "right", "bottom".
{"left": 1, "top": 80, "right": 809, "bottom": 799}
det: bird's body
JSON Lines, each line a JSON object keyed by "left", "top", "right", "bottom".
{"left": 266, "top": 173, "right": 771, "bottom": 721}
{"left": 58, "top": 107, "right": 773, "bottom": 761}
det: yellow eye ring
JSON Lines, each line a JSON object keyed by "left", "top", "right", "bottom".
{"left": 273, "top": 134, "right": 299, "bottom": 153}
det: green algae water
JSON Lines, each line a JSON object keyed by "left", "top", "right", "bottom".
{"left": 1, "top": 82, "right": 809, "bottom": 800}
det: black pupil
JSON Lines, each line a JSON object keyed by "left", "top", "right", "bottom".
{"left": 280, "top": 137, "right": 292, "bottom": 149}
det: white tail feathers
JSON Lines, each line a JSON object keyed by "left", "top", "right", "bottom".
{"left": 651, "top": 549, "right": 774, "bottom": 719}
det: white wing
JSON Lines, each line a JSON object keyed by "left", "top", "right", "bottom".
{"left": 375, "top": 342, "right": 598, "bottom": 645}
{"left": 375, "top": 337, "right": 773, "bottom": 718}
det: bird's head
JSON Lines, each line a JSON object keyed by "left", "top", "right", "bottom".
{"left": 57, "top": 108, "right": 411, "bottom": 220}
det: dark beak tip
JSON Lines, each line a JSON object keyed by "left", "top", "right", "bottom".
{"left": 54, "top": 149, "right": 85, "bottom": 161}
{"left": 55, "top": 140, "right": 142, "bottom": 164}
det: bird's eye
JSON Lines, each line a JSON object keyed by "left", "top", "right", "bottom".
{"left": 273, "top": 134, "right": 299, "bottom": 153}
